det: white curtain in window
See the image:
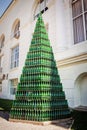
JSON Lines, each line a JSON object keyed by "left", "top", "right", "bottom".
{"left": 72, "top": 0, "right": 82, "bottom": 18}
{"left": 84, "top": 0, "right": 87, "bottom": 11}
{"left": 73, "top": 16, "right": 84, "bottom": 44}
{"left": 85, "top": 13, "right": 87, "bottom": 39}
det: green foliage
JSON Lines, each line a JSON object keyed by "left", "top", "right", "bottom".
{"left": 0, "top": 98, "right": 13, "bottom": 111}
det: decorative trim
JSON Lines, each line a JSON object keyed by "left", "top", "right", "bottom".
{"left": 57, "top": 53, "right": 87, "bottom": 67}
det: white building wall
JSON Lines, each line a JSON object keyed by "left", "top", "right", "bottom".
{"left": 0, "top": 0, "right": 87, "bottom": 107}
{"left": 58, "top": 62, "right": 87, "bottom": 107}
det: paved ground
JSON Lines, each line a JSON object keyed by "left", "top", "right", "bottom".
{"left": 0, "top": 111, "right": 72, "bottom": 130}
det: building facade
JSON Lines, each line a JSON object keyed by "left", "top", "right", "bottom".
{"left": 0, "top": 0, "right": 87, "bottom": 108}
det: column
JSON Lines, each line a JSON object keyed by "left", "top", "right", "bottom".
{"left": 55, "top": 0, "right": 68, "bottom": 52}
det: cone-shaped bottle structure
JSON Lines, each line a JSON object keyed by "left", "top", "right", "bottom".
{"left": 10, "top": 15, "right": 70, "bottom": 121}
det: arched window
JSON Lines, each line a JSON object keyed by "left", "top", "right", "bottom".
{"left": 0, "top": 34, "right": 5, "bottom": 49}
{"left": 34, "top": 0, "right": 48, "bottom": 20}
{"left": 11, "top": 19, "right": 20, "bottom": 39}
{"left": 14, "top": 21, "right": 20, "bottom": 39}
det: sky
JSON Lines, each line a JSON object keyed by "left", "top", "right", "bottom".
{"left": 0, "top": 0, "right": 13, "bottom": 18}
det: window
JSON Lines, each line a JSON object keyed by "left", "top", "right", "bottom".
{"left": 11, "top": 46, "right": 19, "bottom": 69}
{"left": 34, "top": 0, "right": 48, "bottom": 20}
{"left": 11, "top": 19, "right": 20, "bottom": 39}
{"left": 14, "top": 21, "right": 20, "bottom": 39}
{"left": 10, "top": 79, "right": 18, "bottom": 95}
{"left": 0, "top": 34, "right": 5, "bottom": 49}
{"left": 72, "top": 0, "right": 87, "bottom": 44}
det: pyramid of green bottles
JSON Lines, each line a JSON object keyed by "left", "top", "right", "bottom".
{"left": 10, "top": 15, "right": 70, "bottom": 121}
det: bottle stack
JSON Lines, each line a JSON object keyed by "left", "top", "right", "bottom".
{"left": 10, "top": 14, "right": 70, "bottom": 122}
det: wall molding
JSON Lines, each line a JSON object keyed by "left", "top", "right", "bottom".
{"left": 57, "top": 52, "right": 87, "bottom": 67}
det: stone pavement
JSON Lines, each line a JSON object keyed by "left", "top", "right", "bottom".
{"left": 0, "top": 111, "right": 72, "bottom": 130}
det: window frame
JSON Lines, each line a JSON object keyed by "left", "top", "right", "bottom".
{"left": 72, "top": 0, "right": 87, "bottom": 44}
{"left": 10, "top": 79, "right": 18, "bottom": 95}
{"left": 11, "top": 20, "right": 20, "bottom": 39}
{"left": 34, "top": 0, "right": 48, "bottom": 20}
{"left": 14, "top": 21, "right": 20, "bottom": 39}
{"left": 11, "top": 45, "right": 19, "bottom": 69}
